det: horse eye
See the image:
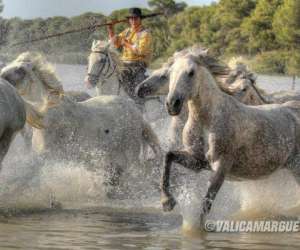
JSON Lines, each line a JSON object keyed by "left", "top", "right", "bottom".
{"left": 160, "top": 74, "right": 167, "bottom": 80}
{"left": 188, "top": 70, "right": 194, "bottom": 78}
{"left": 16, "top": 67, "right": 26, "bottom": 76}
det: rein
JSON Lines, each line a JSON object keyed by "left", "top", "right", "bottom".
{"left": 88, "top": 50, "right": 117, "bottom": 82}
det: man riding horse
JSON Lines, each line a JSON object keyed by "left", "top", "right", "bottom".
{"left": 107, "top": 8, "right": 152, "bottom": 105}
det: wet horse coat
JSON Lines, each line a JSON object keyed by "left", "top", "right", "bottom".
{"left": 146, "top": 47, "right": 300, "bottom": 227}
{"left": 1, "top": 52, "right": 163, "bottom": 189}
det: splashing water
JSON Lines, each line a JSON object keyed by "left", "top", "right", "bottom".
{"left": 0, "top": 133, "right": 161, "bottom": 215}
{"left": 1, "top": 64, "right": 300, "bottom": 232}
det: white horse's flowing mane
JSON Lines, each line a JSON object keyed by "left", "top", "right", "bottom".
{"left": 15, "top": 52, "right": 64, "bottom": 94}
{"left": 165, "top": 45, "right": 257, "bottom": 94}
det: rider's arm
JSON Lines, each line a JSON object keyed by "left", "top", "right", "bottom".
{"left": 135, "top": 31, "right": 152, "bottom": 58}
{"left": 121, "top": 31, "right": 152, "bottom": 58}
{"left": 108, "top": 26, "right": 128, "bottom": 49}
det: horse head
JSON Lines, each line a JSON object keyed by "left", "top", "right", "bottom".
{"left": 1, "top": 60, "right": 33, "bottom": 91}
{"left": 85, "top": 40, "right": 120, "bottom": 89}
{"left": 1, "top": 52, "right": 63, "bottom": 110}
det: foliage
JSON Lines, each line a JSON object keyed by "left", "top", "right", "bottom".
{"left": 250, "top": 51, "right": 289, "bottom": 74}
{"left": 0, "top": 0, "right": 3, "bottom": 14}
{"left": 273, "top": 0, "right": 300, "bottom": 49}
{"left": 241, "top": 0, "right": 283, "bottom": 54}
{"left": 0, "top": 0, "right": 300, "bottom": 75}
{"left": 148, "top": 0, "right": 187, "bottom": 16}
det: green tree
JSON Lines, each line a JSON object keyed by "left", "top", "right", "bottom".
{"left": 167, "top": 6, "right": 214, "bottom": 53}
{"left": 273, "top": 0, "right": 300, "bottom": 77}
{"left": 273, "top": 0, "right": 300, "bottom": 49}
{"left": 211, "top": 0, "right": 257, "bottom": 54}
{"left": 148, "top": 0, "right": 187, "bottom": 16}
{"left": 0, "top": 0, "right": 3, "bottom": 14}
{"left": 0, "top": 0, "right": 6, "bottom": 47}
{"left": 241, "top": 0, "right": 283, "bottom": 54}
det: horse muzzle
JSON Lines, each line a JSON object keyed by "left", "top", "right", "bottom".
{"left": 135, "top": 83, "right": 152, "bottom": 98}
{"left": 166, "top": 96, "right": 183, "bottom": 116}
{"left": 84, "top": 76, "right": 97, "bottom": 89}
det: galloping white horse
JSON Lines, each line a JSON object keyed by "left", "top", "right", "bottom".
{"left": 1, "top": 52, "right": 91, "bottom": 150}
{"left": 136, "top": 57, "right": 261, "bottom": 150}
{"left": 1, "top": 52, "right": 163, "bottom": 188}
{"left": 147, "top": 46, "right": 300, "bottom": 227}
{"left": 1, "top": 52, "right": 91, "bottom": 112}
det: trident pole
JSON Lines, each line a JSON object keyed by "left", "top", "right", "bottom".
{"left": 0, "top": 13, "right": 163, "bottom": 48}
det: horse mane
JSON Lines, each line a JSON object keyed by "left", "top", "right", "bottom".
{"left": 166, "top": 45, "right": 263, "bottom": 96}
{"left": 15, "top": 52, "right": 64, "bottom": 94}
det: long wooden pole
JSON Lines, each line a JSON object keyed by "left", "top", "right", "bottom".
{"left": 0, "top": 13, "right": 163, "bottom": 48}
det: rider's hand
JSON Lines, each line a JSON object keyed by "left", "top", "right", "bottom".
{"left": 122, "top": 39, "right": 138, "bottom": 53}
{"left": 122, "top": 39, "right": 133, "bottom": 48}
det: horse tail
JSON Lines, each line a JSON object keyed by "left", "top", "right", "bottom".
{"left": 24, "top": 101, "right": 45, "bottom": 129}
{"left": 142, "top": 121, "right": 163, "bottom": 164}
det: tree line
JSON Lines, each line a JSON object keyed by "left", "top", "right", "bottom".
{"left": 0, "top": 0, "right": 299, "bottom": 75}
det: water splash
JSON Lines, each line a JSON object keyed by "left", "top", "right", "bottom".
{"left": 0, "top": 134, "right": 161, "bottom": 215}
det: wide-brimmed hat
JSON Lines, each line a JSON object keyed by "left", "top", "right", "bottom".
{"left": 126, "top": 8, "right": 145, "bottom": 19}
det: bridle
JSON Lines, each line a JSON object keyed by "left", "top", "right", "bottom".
{"left": 88, "top": 50, "right": 117, "bottom": 83}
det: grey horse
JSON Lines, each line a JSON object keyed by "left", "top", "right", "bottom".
{"left": 138, "top": 46, "right": 300, "bottom": 227}
{"left": 1, "top": 52, "right": 163, "bottom": 190}
{"left": 227, "top": 73, "right": 300, "bottom": 105}
{"left": 136, "top": 58, "right": 260, "bottom": 150}
{"left": 1, "top": 53, "right": 91, "bottom": 151}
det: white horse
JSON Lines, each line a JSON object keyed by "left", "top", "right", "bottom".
{"left": 151, "top": 46, "right": 300, "bottom": 227}
{"left": 0, "top": 77, "right": 44, "bottom": 167}
{"left": 1, "top": 52, "right": 91, "bottom": 112}
{"left": 85, "top": 40, "right": 163, "bottom": 115}
{"left": 228, "top": 74, "right": 300, "bottom": 105}
{"left": 136, "top": 57, "right": 260, "bottom": 150}
{"left": 1, "top": 53, "right": 91, "bottom": 150}
{"left": 1, "top": 52, "right": 163, "bottom": 188}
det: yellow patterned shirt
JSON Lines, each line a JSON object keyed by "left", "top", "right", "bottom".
{"left": 114, "top": 26, "right": 152, "bottom": 65}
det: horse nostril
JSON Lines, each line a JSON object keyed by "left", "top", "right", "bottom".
{"left": 136, "top": 86, "right": 143, "bottom": 98}
{"left": 174, "top": 99, "right": 181, "bottom": 109}
{"left": 137, "top": 85, "right": 150, "bottom": 98}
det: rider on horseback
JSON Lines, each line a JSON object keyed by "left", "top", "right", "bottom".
{"left": 107, "top": 8, "right": 152, "bottom": 105}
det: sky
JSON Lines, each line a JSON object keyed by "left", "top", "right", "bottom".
{"left": 2, "top": 0, "right": 214, "bottom": 19}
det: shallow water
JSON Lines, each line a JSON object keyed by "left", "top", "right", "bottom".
{"left": 0, "top": 64, "right": 300, "bottom": 249}
{"left": 1, "top": 208, "right": 300, "bottom": 250}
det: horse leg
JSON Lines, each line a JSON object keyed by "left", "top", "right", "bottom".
{"left": 286, "top": 155, "right": 300, "bottom": 185}
{"left": 0, "top": 129, "right": 15, "bottom": 166}
{"left": 290, "top": 168, "right": 300, "bottom": 185}
{"left": 161, "top": 150, "right": 209, "bottom": 212}
{"left": 200, "top": 159, "right": 227, "bottom": 225}
{"left": 142, "top": 121, "right": 163, "bottom": 163}
{"left": 20, "top": 125, "right": 33, "bottom": 150}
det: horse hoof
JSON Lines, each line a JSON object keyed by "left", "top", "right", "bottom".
{"left": 161, "top": 195, "right": 177, "bottom": 212}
